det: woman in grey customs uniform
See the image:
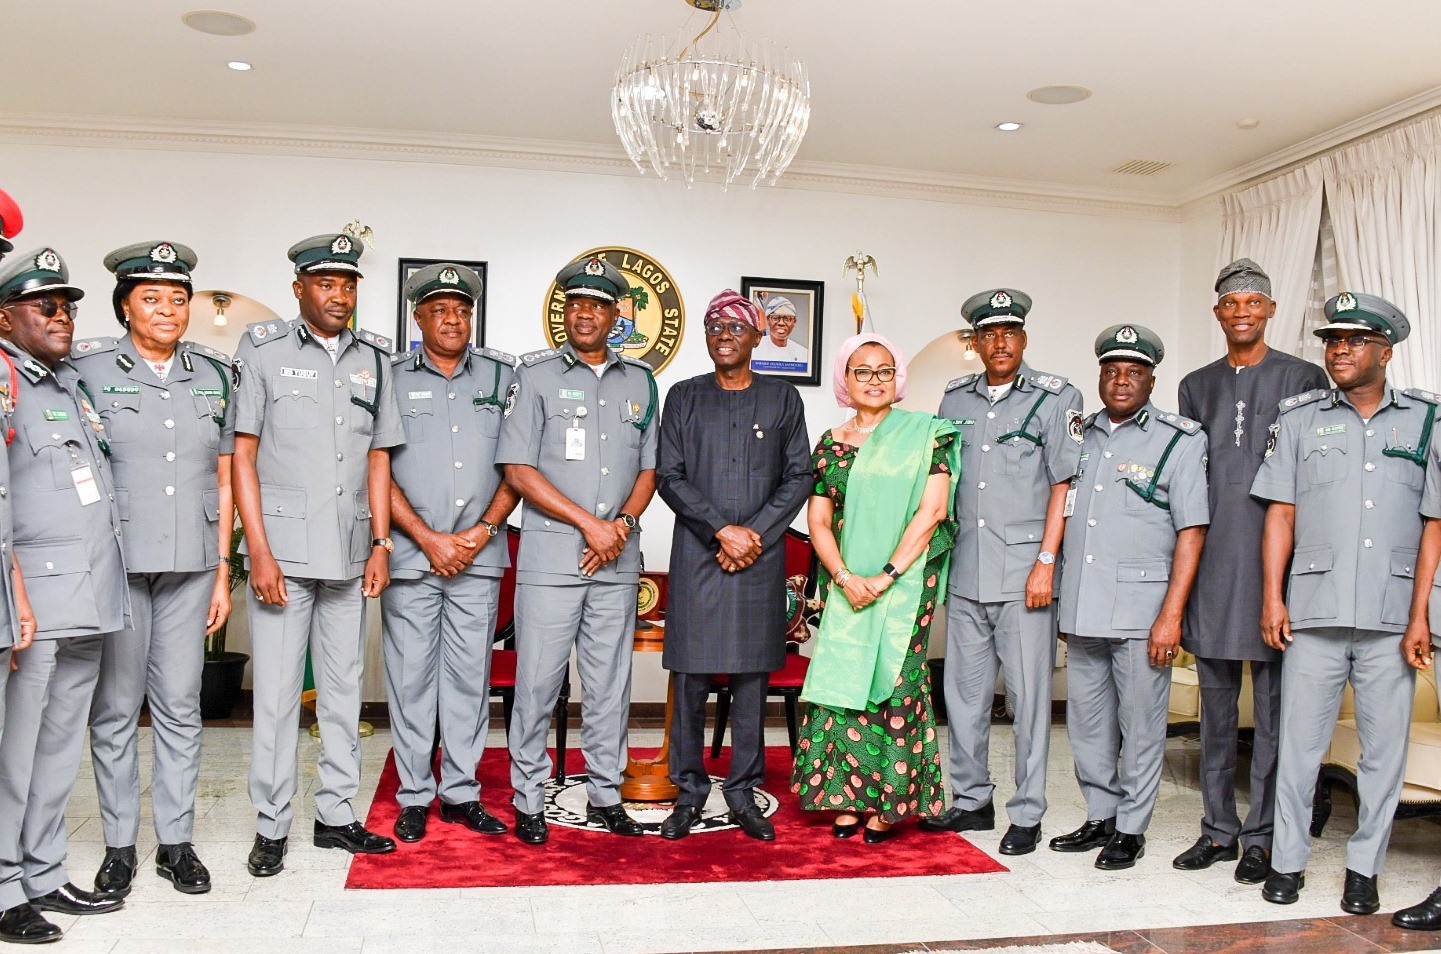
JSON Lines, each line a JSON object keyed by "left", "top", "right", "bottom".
{"left": 75, "top": 241, "right": 234, "bottom": 898}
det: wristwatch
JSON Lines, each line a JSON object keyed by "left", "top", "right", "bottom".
{"left": 1036, "top": 550, "right": 1056, "bottom": 566}
{"left": 371, "top": 537, "right": 394, "bottom": 554}
{"left": 882, "top": 562, "right": 903, "bottom": 580}
{"left": 482, "top": 521, "right": 500, "bottom": 538}
{"left": 618, "top": 513, "right": 638, "bottom": 530}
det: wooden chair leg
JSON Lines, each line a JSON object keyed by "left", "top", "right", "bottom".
{"left": 784, "top": 692, "right": 799, "bottom": 752}
{"left": 710, "top": 688, "right": 731, "bottom": 759}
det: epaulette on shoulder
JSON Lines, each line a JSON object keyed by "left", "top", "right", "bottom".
{"left": 1028, "top": 371, "right": 1069, "bottom": 394}
{"left": 391, "top": 348, "right": 418, "bottom": 366}
{"left": 475, "top": 346, "right": 517, "bottom": 367}
{"left": 70, "top": 336, "right": 117, "bottom": 358}
{"left": 944, "top": 373, "right": 978, "bottom": 393}
{"left": 1278, "top": 389, "right": 1328, "bottom": 414}
{"left": 1156, "top": 410, "right": 1202, "bottom": 435}
{"left": 246, "top": 320, "right": 289, "bottom": 346}
{"left": 520, "top": 348, "right": 561, "bottom": 366}
{"left": 183, "top": 341, "right": 231, "bottom": 365}
{"left": 1083, "top": 412, "right": 1098, "bottom": 428}
{"left": 1405, "top": 387, "right": 1441, "bottom": 406}
{"left": 353, "top": 327, "right": 394, "bottom": 353}
{"left": 619, "top": 354, "right": 654, "bottom": 374}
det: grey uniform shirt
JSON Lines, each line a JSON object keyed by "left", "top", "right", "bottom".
{"left": 1418, "top": 413, "right": 1441, "bottom": 636}
{"left": 938, "top": 364, "right": 1083, "bottom": 602}
{"left": 0, "top": 338, "right": 128, "bottom": 640}
{"left": 496, "top": 344, "right": 658, "bottom": 586}
{"left": 70, "top": 335, "right": 235, "bottom": 573}
{"left": 0, "top": 371, "right": 16, "bottom": 647}
{"left": 1251, "top": 386, "right": 1436, "bottom": 634}
{"left": 1058, "top": 402, "right": 1210, "bottom": 640}
{"left": 389, "top": 346, "right": 516, "bottom": 581}
{"left": 232, "top": 319, "right": 405, "bottom": 582}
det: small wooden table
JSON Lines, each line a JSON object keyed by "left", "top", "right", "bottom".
{"left": 620, "top": 620, "right": 679, "bottom": 801}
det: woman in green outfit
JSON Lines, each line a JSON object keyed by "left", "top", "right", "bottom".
{"left": 791, "top": 333, "right": 958, "bottom": 843}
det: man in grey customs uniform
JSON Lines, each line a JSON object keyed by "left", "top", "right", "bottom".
{"left": 232, "top": 234, "right": 404, "bottom": 877}
{"left": 1171, "top": 259, "right": 1327, "bottom": 883}
{"left": 1252, "top": 292, "right": 1434, "bottom": 914}
{"left": 76, "top": 241, "right": 237, "bottom": 900}
{"left": 922, "top": 288, "right": 1082, "bottom": 856}
{"left": 498, "top": 256, "right": 658, "bottom": 845}
{"left": 1055, "top": 324, "right": 1209, "bottom": 870}
{"left": 384, "top": 263, "right": 519, "bottom": 843}
{"left": 0, "top": 249, "right": 131, "bottom": 942}
{"left": 655, "top": 290, "right": 811, "bottom": 842}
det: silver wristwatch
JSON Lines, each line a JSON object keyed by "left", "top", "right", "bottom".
{"left": 1036, "top": 551, "right": 1056, "bottom": 566}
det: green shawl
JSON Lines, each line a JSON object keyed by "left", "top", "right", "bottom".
{"left": 802, "top": 409, "right": 957, "bottom": 710}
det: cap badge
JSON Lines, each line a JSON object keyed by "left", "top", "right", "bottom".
{"left": 150, "top": 243, "right": 177, "bottom": 264}
{"left": 1335, "top": 292, "right": 1358, "bottom": 312}
{"left": 1117, "top": 325, "right": 1138, "bottom": 344}
{"left": 438, "top": 267, "right": 460, "bottom": 285}
{"left": 34, "top": 249, "right": 60, "bottom": 273}
{"left": 583, "top": 257, "right": 605, "bottom": 277}
{"left": 990, "top": 290, "right": 1012, "bottom": 310}
{"left": 330, "top": 235, "right": 353, "bottom": 255}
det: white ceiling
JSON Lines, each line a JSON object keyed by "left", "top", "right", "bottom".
{"left": 5, "top": 0, "right": 1441, "bottom": 200}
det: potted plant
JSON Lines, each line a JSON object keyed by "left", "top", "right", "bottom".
{"left": 200, "top": 525, "right": 251, "bottom": 720}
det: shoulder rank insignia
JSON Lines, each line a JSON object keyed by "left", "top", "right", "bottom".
{"left": 247, "top": 320, "right": 286, "bottom": 345}
{"left": 477, "top": 346, "right": 517, "bottom": 367}
{"left": 183, "top": 341, "right": 231, "bottom": 365}
{"left": 391, "top": 348, "right": 418, "bottom": 366}
{"left": 1404, "top": 387, "right": 1441, "bottom": 405}
{"left": 71, "top": 337, "right": 117, "bottom": 358}
{"left": 1028, "top": 371, "right": 1069, "bottom": 394}
{"left": 1083, "top": 411, "right": 1098, "bottom": 429}
{"left": 116, "top": 353, "right": 135, "bottom": 372}
{"left": 520, "top": 348, "right": 560, "bottom": 366}
{"left": 944, "top": 374, "right": 978, "bottom": 392}
{"left": 619, "top": 354, "right": 654, "bottom": 373}
{"left": 1278, "top": 389, "right": 1327, "bottom": 413}
{"left": 354, "top": 327, "right": 392, "bottom": 353}
{"left": 1156, "top": 411, "right": 1202, "bottom": 435}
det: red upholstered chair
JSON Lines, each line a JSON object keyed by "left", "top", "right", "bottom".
{"left": 708, "top": 528, "right": 816, "bottom": 755}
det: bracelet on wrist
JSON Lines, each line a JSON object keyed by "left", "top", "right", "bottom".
{"left": 834, "top": 567, "right": 852, "bottom": 586}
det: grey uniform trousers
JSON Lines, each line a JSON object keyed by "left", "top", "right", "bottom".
{"left": 944, "top": 596, "right": 1058, "bottom": 826}
{"left": 89, "top": 570, "right": 212, "bottom": 847}
{"left": 1273, "top": 627, "right": 1414, "bottom": 877}
{"left": 381, "top": 574, "right": 499, "bottom": 808}
{"left": 670, "top": 670, "right": 766, "bottom": 812}
{"left": 0, "top": 635, "right": 104, "bottom": 909}
{"left": 1065, "top": 634, "right": 1171, "bottom": 834}
{"left": 1195, "top": 655, "right": 1282, "bottom": 850}
{"left": 509, "top": 581, "right": 635, "bottom": 815}
{"left": 248, "top": 577, "right": 365, "bottom": 839}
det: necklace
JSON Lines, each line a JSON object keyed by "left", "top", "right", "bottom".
{"left": 850, "top": 417, "right": 884, "bottom": 434}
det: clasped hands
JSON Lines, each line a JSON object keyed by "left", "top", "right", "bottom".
{"left": 715, "top": 525, "right": 762, "bottom": 573}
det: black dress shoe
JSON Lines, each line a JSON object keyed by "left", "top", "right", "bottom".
{"left": 661, "top": 805, "right": 704, "bottom": 841}
{"left": 729, "top": 806, "right": 775, "bottom": 842}
{"left": 313, "top": 821, "right": 397, "bottom": 854}
{"left": 93, "top": 845, "right": 137, "bottom": 898}
{"left": 863, "top": 823, "right": 897, "bottom": 844}
{"left": 247, "top": 834, "right": 287, "bottom": 877}
{"left": 586, "top": 803, "right": 643, "bottom": 836}
{"left": 832, "top": 820, "right": 860, "bottom": 839}
{"left": 1341, "top": 868, "right": 1380, "bottom": 915}
{"left": 1172, "top": 835, "right": 1238, "bottom": 871}
{"left": 1049, "top": 818, "right": 1115, "bottom": 853}
{"left": 1393, "top": 887, "right": 1441, "bottom": 930}
{"left": 999, "top": 824, "right": 1041, "bottom": 856}
{"left": 394, "top": 805, "right": 428, "bottom": 843}
{"left": 0, "top": 903, "right": 62, "bottom": 944}
{"left": 440, "top": 801, "right": 508, "bottom": 835}
{"left": 918, "top": 801, "right": 995, "bottom": 833}
{"left": 28, "top": 883, "right": 124, "bottom": 916}
{"left": 1095, "top": 832, "right": 1146, "bottom": 870}
{"left": 515, "top": 810, "right": 549, "bottom": 845}
{"left": 1234, "top": 845, "right": 1273, "bottom": 884}
{"left": 1262, "top": 870, "right": 1305, "bottom": 904}
{"left": 156, "top": 843, "right": 211, "bottom": 895}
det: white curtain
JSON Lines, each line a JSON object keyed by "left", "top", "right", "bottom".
{"left": 1322, "top": 114, "right": 1441, "bottom": 390}
{"left": 1216, "top": 164, "right": 1325, "bottom": 356}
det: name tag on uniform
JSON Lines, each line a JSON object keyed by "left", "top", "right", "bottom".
{"left": 191, "top": 387, "right": 222, "bottom": 397}
{"left": 559, "top": 388, "right": 585, "bottom": 400}
{"left": 565, "top": 425, "right": 586, "bottom": 461}
{"left": 72, "top": 465, "right": 101, "bottom": 506}
{"left": 43, "top": 409, "right": 70, "bottom": 421}
{"left": 407, "top": 390, "right": 432, "bottom": 400}
{"left": 279, "top": 367, "right": 318, "bottom": 380}
{"left": 1317, "top": 424, "right": 1346, "bottom": 436}
{"left": 102, "top": 385, "right": 141, "bottom": 394}
{"left": 953, "top": 418, "right": 976, "bottom": 426}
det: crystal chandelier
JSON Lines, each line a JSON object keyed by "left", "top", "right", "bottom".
{"left": 611, "top": 0, "right": 811, "bottom": 189}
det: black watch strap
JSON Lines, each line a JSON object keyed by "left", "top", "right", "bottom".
{"left": 883, "top": 562, "right": 902, "bottom": 580}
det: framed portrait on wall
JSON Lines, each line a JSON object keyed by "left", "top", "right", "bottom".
{"left": 395, "top": 257, "right": 488, "bottom": 354}
{"left": 741, "top": 276, "right": 824, "bottom": 386}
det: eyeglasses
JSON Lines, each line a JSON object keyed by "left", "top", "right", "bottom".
{"left": 1322, "top": 334, "right": 1385, "bottom": 351}
{"left": 704, "top": 320, "right": 753, "bottom": 337}
{"left": 7, "top": 297, "right": 78, "bottom": 320}
{"left": 849, "top": 366, "right": 897, "bottom": 383}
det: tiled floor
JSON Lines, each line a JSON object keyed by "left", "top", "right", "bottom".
{"left": 43, "top": 723, "right": 1441, "bottom": 953}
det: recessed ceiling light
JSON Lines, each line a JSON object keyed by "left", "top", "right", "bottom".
{"left": 1236, "top": 118, "right": 1260, "bottom": 130}
{"left": 995, "top": 122, "right": 1023, "bottom": 132}
{"left": 183, "top": 10, "right": 256, "bottom": 36}
{"left": 227, "top": 61, "right": 252, "bottom": 71}
{"left": 1027, "top": 85, "right": 1092, "bottom": 105}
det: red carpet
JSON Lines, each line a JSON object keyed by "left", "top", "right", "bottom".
{"left": 346, "top": 746, "right": 1007, "bottom": 889}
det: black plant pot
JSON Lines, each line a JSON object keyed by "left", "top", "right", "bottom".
{"left": 200, "top": 651, "right": 250, "bottom": 720}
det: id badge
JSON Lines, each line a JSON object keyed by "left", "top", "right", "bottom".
{"left": 1063, "top": 485, "right": 1077, "bottom": 518}
{"left": 565, "top": 425, "right": 586, "bottom": 461}
{"left": 72, "top": 465, "right": 101, "bottom": 506}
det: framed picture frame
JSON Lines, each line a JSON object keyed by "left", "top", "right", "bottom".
{"left": 740, "top": 276, "right": 824, "bottom": 386}
{"left": 395, "top": 257, "right": 489, "bottom": 354}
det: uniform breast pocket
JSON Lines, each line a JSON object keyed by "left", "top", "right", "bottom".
{"left": 259, "top": 485, "right": 307, "bottom": 564}
{"left": 1300, "top": 435, "right": 1347, "bottom": 484}
{"left": 400, "top": 397, "right": 433, "bottom": 442}
{"left": 271, "top": 375, "right": 319, "bottom": 429}
{"left": 472, "top": 401, "right": 502, "bottom": 439}
{"left": 542, "top": 398, "right": 578, "bottom": 443}
{"left": 1000, "top": 438, "right": 1038, "bottom": 476}
{"left": 15, "top": 537, "right": 99, "bottom": 633}
{"left": 100, "top": 391, "right": 142, "bottom": 444}
{"left": 190, "top": 391, "right": 223, "bottom": 450}
{"left": 348, "top": 379, "right": 379, "bottom": 437}
{"left": 1112, "top": 559, "right": 1170, "bottom": 630}
{"left": 1384, "top": 453, "right": 1425, "bottom": 491}
{"left": 22, "top": 423, "right": 80, "bottom": 493}
{"left": 1382, "top": 546, "right": 1420, "bottom": 626}
{"left": 1287, "top": 544, "right": 1336, "bottom": 623}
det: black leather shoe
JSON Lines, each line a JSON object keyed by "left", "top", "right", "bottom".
{"left": 93, "top": 845, "right": 137, "bottom": 898}
{"left": 1049, "top": 818, "right": 1115, "bottom": 853}
{"left": 863, "top": 823, "right": 897, "bottom": 844}
{"left": 1095, "top": 832, "right": 1146, "bottom": 870}
{"left": 1262, "top": 870, "right": 1305, "bottom": 904}
{"left": 28, "top": 883, "right": 124, "bottom": 916}
{"left": 832, "top": 819, "right": 859, "bottom": 839}
{"left": 999, "top": 824, "right": 1041, "bottom": 856}
{"left": 156, "top": 843, "right": 211, "bottom": 895}
{"left": 440, "top": 801, "right": 508, "bottom": 835}
{"left": 730, "top": 806, "right": 775, "bottom": 842}
{"left": 1234, "top": 845, "right": 1273, "bottom": 884}
{"left": 247, "top": 834, "right": 287, "bottom": 877}
{"left": 394, "top": 806, "right": 428, "bottom": 843}
{"left": 313, "top": 821, "right": 397, "bottom": 854}
{"left": 1172, "top": 835, "right": 1238, "bottom": 870}
{"left": 515, "top": 810, "right": 549, "bottom": 845}
{"left": 1341, "top": 868, "right": 1380, "bottom": 915}
{"left": 1393, "top": 887, "right": 1441, "bottom": 930}
{"left": 661, "top": 805, "right": 704, "bottom": 840}
{"left": 918, "top": 802, "right": 995, "bottom": 833}
{"left": 586, "top": 803, "right": 643, "bottom": 836}
{"left": 0, "top": 903, "right": 62, "bottom": 944}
